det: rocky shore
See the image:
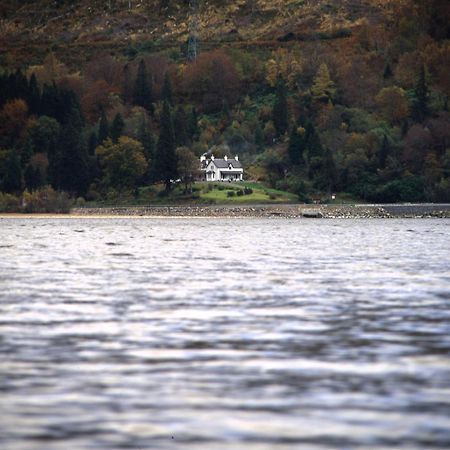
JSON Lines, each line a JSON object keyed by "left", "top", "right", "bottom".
{"left": 71, "top": 204, "right": 450, "bottom": 219}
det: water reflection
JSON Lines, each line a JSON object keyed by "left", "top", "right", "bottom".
{"left": 0, "top": 218, "right": 449, "bottom": 449}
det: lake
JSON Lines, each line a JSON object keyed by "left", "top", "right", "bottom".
{"left": 0, "top": 217, "right": 449, "bottom": 449}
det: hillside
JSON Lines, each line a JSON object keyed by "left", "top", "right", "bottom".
{"left": 0, "top": 0, "right": 450, "bottom": 209}
{"left": 1, "top": 0, "right": 400, "bottom": 65}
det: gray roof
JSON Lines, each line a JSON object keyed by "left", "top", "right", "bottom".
{"left": 211, "top": 159, "right": 243, "bottom": 169}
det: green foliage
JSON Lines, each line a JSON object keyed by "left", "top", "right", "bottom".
{"left": 96, "top": 137, "right": 147, "bottom": 193}
{"left": 133, "top": 59, "right": 153, "bottom": 114}
{"left": 154, "top": 100, "right": 177, "bottom": 190}
{"left": 272, "top": 77, "right": 288, "bottom": 137}
{"left": 110, "top": 113, "right": 125, "bottom": 143}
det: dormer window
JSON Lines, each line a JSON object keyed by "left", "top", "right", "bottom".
{"left": 228, "top": 163, "right": 232, "bottom": 169}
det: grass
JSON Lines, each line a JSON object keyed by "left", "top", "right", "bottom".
{"left": 79, "top": 181, "right": 300, "bottom": 208}
{"left": 197, "top": 181, "right": 298, "bottom": 203}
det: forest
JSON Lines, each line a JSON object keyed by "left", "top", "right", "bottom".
{"left": 0, "top": 0, "right": 449, "bottom": 210}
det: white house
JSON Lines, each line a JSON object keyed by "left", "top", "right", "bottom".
{"left": 200, "top": 155, "right": 244, "bottom": 182}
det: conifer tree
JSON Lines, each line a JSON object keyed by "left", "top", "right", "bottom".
{"left": 155, "top": 100, "right": 177, "bottom": 191}
{"left": 137, "top": 114, "right": 155, "bottom": 163}
{"left": 174, "top": 106, "right": 188, "bottom": 147}
{"left": 311, "top": 63, "right": 336, "bottom": 103}
{"left": 378, "top": 135, "right": 390, "bottom": 169}
{"left": 272, "top": 77, "right": 288, "bottom": 137}
{"left": 110, "top": 113, "right": 125, "bottom": 143}
{"left": 21, "top": 138, "right": 34, "bottom": 168}
{"left": 56, "top": 124, "right": 89, "bottom": 196}
{"left": 1, "top": 151, "right": 22, "bottom": 193}
{"left": 162, "top": 72, "right": 173, "bottom": 106}
{"left": 254, "top": 122, "right": 264, "bottom": 153}
{"left": 88, "top": 131, "right": 98, "bottom": 156}
{"left": 188, "top": 107, "right": 199, "bottom": 141}
{"left": 98, "top": 108, "right": 109, "bottom": 144}
{"left": 288, "top": 126, "right": 305, "bottom": 166}
{"left": 28, "top": 73, "right": 40, "bottom": 114}
{"left": 133, "top": 59, "right": 153, "bottom": 114}
{"left": 412, "top": 64, "right": 428, "bottom": 122}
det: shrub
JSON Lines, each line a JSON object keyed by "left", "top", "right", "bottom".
{"left": 0, "top": 192, "right": 21, "bottom": 212}
{"left": 227, "top": 191, "right": 235, "bottom": 197}
{"left": 243, "top": 187, "right": 253, "bottom": 195}
{"left": 236, "top": 189, "right": 244, "bottom": 196}
{"left": 218, "top": 185, "right": 225, "bottom": 191}
{"left": 22, "top": 186, "right": 72, "bottom": 213}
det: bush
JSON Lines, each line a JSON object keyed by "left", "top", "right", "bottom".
{"left": 227, "top": 190, "right": 236, "bottom": 197}
{"left": 243, "top": 187, "right": 253, "bottom": 195}
{"left": 218, "top": 185, "right": 225, "bottom": 190}
{"left": 0, "top": 192, "right": 21, "bottom": 212}
{"left": 22, "top": 187, "right": 72, "bottom": 213}
{"left": 236, "top": 189, "right": 244, "bottom": 196}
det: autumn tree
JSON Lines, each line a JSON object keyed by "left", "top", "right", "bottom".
{"left": 0, "top": 99, "right": 28, "bottom": 147}
{"left": 375, "top": 87, "right": 409, "bottom": 125}
{"left": 176, "top": 146, "right": 199, "bottom": 193}
{"left": 265, "top": 48, "right": 304, "bottom": 89}
{"left": 96, "top": 137, "right": 147, "bottom": 193}
{"left": 180, "top": 50, "right": 241, "bottom": 113}
{"left": 311, "top": 63, "right": 336, "bottom": 104}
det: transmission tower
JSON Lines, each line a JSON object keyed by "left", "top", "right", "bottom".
{"left": 187, "top": 0, "right": 199, "bottom": 61}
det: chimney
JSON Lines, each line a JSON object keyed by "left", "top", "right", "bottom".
{"left": 235, "top": 155, "right": 239, "bottom": 161}
{"left": 200, "top": 155, "right": 206, "bottom": 162}
{"left": 211, "top": 155, "right": 215, "bottom": 161}
{"left": 224, "top": 155, "right": 228, "bottom": 161}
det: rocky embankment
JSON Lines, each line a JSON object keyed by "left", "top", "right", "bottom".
{"left": 71, "top": 204, "right": 450, "bottom": 218}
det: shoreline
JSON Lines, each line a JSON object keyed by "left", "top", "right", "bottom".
{"left": 2, "top": 204, "right": 449, "bottom": 219}
{"left": 72, "top": 203, "right": 450, "bottom": 218}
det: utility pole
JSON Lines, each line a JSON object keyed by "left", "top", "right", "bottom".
{"left": 187, "top": 0, "right": 199, "bottom": 61}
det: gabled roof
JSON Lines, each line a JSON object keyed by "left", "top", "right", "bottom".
{"left": 210, "top": 159, "right": 243, "bottom": 169}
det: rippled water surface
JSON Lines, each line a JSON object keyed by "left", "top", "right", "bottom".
{"left": 0, "top": 217, "right": 450, "bottom": 449}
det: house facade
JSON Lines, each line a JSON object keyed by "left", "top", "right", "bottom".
{"left": 200, "top": 155, "right": 244, "bottom": 182}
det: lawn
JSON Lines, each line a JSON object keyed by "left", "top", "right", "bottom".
{"left": 197, "top": 182, "right": 298, "bottom": 203}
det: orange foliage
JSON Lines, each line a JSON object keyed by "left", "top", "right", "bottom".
{"left": 81, "top": 80, "right": 119, "bottom": 123}
{"left": 375, "top": 87, "right": 409, "bottom": 125}
{"left": 0, "top": 99, "right": 29, "bottom": 141}
{"left": 178, "top": 50, "right": 241, "bottom": 113}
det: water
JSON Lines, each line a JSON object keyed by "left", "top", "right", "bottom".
{"left": 0, "top": 217, "right": 449, "bottom": 450}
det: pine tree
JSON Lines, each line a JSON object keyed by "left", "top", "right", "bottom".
{"left": 98, "top": 109, "right": 109, "bottom": 144}
{"left": 188, "top": 107, "right": 199, "bottom": 141}
{"left": 1, "top": 151, "right": 22, "bottom": 193}
{"left": 137, "top": 114, "right": 155, "bottom": 163}
{"left": 28, "top": 73, "right": 40, "bottom": 114}
{"left": 288, "top": 126, "right": 305, "bottom": 166}
{"left": 21, "top": 138, "right": 34, "bottom": 168}
{"left": 110, "top": 113, "right": 125, "bottom": 143}
{"left": 155, "top": 100, "right": 178, "bottom": 191}
{"left": 412, "top": 64, "right": 428, "bottom": 122}
{"left": 162, "top": 72, "right": 173, "bottom": 106}
{"left": 272, "top": 77, "right": 288, "bottom": 137}
{"left": 379, "top": 135, "right": 390, "bottom": 169}
{"left": 88, "top": 131, "right": 98, "bottom": 156}
{"left": 311, "top": 63, "right": 336, "bottom": 103}
{"left": 174, "top": 106, "right": 188, "bottom": 147}
{"left": 133, "top": 59, "right": 153, "bottom": 114}
{"left": 56, "top": 124, "right": 90, "bottom": 196}
{"left": 254, "top": 122, "right": 264, "bottom": 153}
{"left": 383, "top": 62, "right": 393, "bottom": 79}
